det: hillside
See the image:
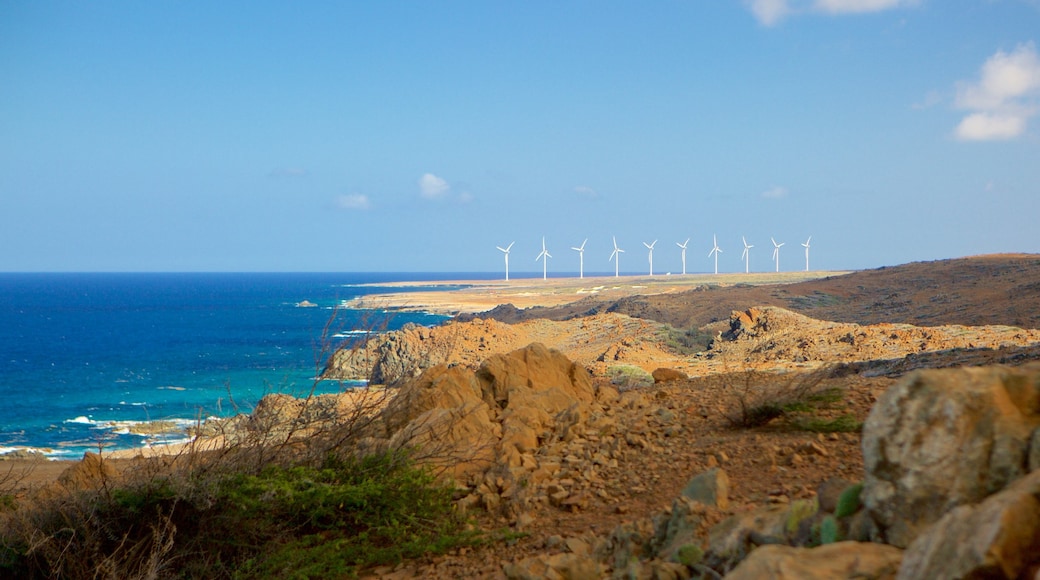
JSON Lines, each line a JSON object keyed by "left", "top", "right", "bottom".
{"left": 461, "top": 254, "right": 1040, "bottom": 331}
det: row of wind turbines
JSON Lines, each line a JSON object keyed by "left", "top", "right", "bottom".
{"left": 496, "top": 236, "right": 813, "bottom": 280}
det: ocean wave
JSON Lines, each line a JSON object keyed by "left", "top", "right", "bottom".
{"left": 65, "top": 416, "right": 95, "bottom": 425}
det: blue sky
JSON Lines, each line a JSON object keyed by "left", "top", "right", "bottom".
{"left": 2, "top": 1, "right": 1038, "bottom": 273}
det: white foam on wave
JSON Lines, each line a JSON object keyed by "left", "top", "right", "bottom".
{"left": 65, "top": 416, "right": 95, "bottom": 425}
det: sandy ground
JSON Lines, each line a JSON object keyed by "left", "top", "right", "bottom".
{"left": 346, "top": 271, "right": 848, "bottom": 315}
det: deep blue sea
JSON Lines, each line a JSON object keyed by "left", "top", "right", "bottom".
{"left": 0, "top": 273, "right": 492, "bottom": 459}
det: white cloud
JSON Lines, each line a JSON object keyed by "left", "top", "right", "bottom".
{"left": 336, "top": 194, "right": 371, "bottom": 210}
{"left": 762, "top": 186, "right": 789, "bottom": 199}
{"left": 954, "top": 43, "right": 1040, "bottom": 141}
{"left": 418, "top": 173, "right": 450, "bottom": 199}
{"left": 747, "top": 0, "right": 791, "bottom": 26}
{"left": 955, "top": 113, "right": 1026, "bottom": 141}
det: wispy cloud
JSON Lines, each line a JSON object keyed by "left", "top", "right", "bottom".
{"left": 761, "top": 185, "right": 789, "bottom": 199}
{"left": 747, "top": 0, "right": 791, "bottom": 27}
{"left": 335, "top": 194, "right": 371, "bottom": 210}
{"left": 814, "top": 0, "right": 915, "bottom": 14}
{"left": 746, "top": 0, "right": 916, "bottom": 26}
{"left": 573, "top": 185, "right": 598, "bottom": 198}
{"left": 418, "top": 173, "right": 450, "bottom": 199}
{"left": 954, "top": 43, "right": 1040, "bottom": 141}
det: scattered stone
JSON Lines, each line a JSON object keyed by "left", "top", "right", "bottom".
{"left": 680, "top": 468, "right": 729, "bottom": 510}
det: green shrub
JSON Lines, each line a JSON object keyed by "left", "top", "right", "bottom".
{"left": 676, "top": 544, "right": 703, "bottom": 567}
{"left": 1, "top": 450, "right": 478, "bottom": 579}
{"left": 607, "top": 365, "right": 654, "bottom": 389}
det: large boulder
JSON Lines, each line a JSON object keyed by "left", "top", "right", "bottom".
{"left": 896, "top": 469, "right": 1040, "bottom": 580}
{"left": 725, "top": 542, "right": 903, "bottom": 580}
{"left": 381, "top": 343, "right": 595, "bottom": 484}
{"left": 861, "top": 363, "right": 1040, "bottom": 548}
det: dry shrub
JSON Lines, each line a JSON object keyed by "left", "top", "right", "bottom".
{"left": 722, "top": 366, "right": 852, "bottom": 430}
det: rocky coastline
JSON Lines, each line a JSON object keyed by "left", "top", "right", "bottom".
{"left": 12, "top": 254, "right": 1040, "bottom": 578}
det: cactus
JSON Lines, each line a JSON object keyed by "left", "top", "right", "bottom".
{"left": 820, "top": 514, "right": 843, "bottom": 545}
{"left": 834, "top": 482, "right": 863, "bottom": 518}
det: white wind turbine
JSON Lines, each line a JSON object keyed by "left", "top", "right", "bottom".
{"left": 802, "top": 236, "right": 812, "bottom": 272}
{"left": 643, "top": 240, "right": 657, "bottom": 276}
{"left": 741, "top": 236, "right": 753, "bottom": 274}
{"left": 610, "top": 236, "right": 624, "bottom": 277}
{"left": 496, "top": 241, "right": 514, "bottom": 281}
{"left": 535, "top": 237, "right": 552, "bottom": 280}
{"left": 676, "top": 238, "right": 690, "bottom": 275}
{"left": 771, "top": 237, "right": 785, "bottom": 273}
{"left": 708, "top": 234, "right": 722, "bottom": 275}
{"left": 571, "top": 238, "right": 588, "bottom": 279}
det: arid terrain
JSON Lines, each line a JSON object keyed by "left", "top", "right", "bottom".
{"left": 7, "top": 254, "right": 1040, "bottom": 579}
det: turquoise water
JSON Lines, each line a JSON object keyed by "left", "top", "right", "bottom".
{"left": 0, "top": 273, "right": 481, "bottom": 458}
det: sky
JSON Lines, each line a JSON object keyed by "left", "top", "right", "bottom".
{"left": 2, "top": 1, "right": 1039, "bottom": 274}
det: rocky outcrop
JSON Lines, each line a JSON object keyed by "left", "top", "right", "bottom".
{"left": 861, "top": 363, "right": 1040, "bottom": 548}
{"left": 322, "top": 314, "right": 680, "bottom": 384}
{"left": 713, "top": 306, "right": 1040, "bottom": 370}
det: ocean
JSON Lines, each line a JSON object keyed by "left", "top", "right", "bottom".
{"left": 0, "top": 272, "right": 488, "bottom": 459}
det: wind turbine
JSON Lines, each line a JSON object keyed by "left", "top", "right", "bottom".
{"left": 771, "top": 237, "right": 785, "bottom": 273}
{"left": 609, "top": 236, "right": 625, "bottom": 277}
{"left": 676, "top": 238, "right": 690, "bottom": 275}
{"left": 708, "top": 234, "right": 722, "bottom": 275}
{"left": 535, "top": 237, "right": 552, "bottom": 280}
{"left": 643, "top": 240, "right": 657, "bottom": 276}
{"left": 741, "top": 236, "right": 753, "bottom": 274}
{"left": 571, "top": 238, "right": 588, "bottom": 279}
{"left": 496, "top": 241, "right": 514, "bottom": 281}
{"left": 802, "top": 236, "right": 812, "bottom": 271}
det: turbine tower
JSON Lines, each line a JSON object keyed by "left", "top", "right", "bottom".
{"left": 676, "top": 238, "right": 690, "bottom": 275}
{"left": 535, "top": 237, "right": 552, "bottom": 280}
{"left": 571, "top": 238, "right": 588, "bottom": 279}
{"left": 802, "top": 236, "right": 812, "bottom": 272}
{"left": 610, "top": 236, "right": 624, "bottom": 277}
{"left": 708, "top": 234, "right": 722, "bottom": 275}
{"left": 741, "top": 236, "right": 753, "bottom": 274}
{"left": 496, "top": 241, "right": 514, "bottom": 281}
{"left": 771, "top": 237, "right": 785, "bottom": 273}
{"left": 643, "top": 240, "right": 657, "bottom": 276}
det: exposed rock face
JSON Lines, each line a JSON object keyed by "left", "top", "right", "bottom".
{"left": 322, "top": 314, "right": 679, "bottom": 384}
{"left": 896, "top": 469, "right": 1040, "bottom": 580}
{"left": 861, "top": 363, "right": 1040, "bottom": 548}
{"left": 725, "top": 542, "right": 903, "bottom": 580}
{"left": 379, "top": 343, "right": 596, "bottom": 485}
